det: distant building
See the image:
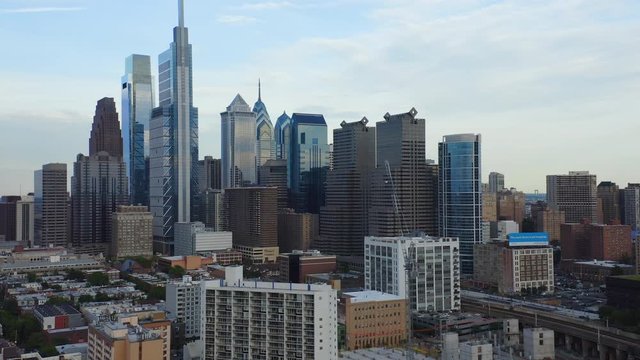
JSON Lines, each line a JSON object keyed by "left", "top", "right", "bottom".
{"left": 194, "top": 188, "right": 224, "bottom": 231}
{"left": 225, "top": 187, "right": 278, "bottom": 263}
{"left": 274, "top": 111, "right": 291, "bottom": 160}
{"left": 34, "top": 163, "right": 68, "bottom": 247}
{"left": 622, "top": 185, "right": 640, "bottom": 231}
{"left": 364, "top": 235, "right": 461, "bottom": 312}
{"left": 0, "top": 196, "right": 21, "bottom": 242}
{"left": 201, "top": 266, "right": 338, "bottom": 359}
{"left": 474, "top": 235, "right": 554, "bottom": 294}
{"left": 208, "top": 249, "right": 243, "bottom": 265}
{"left": 559, "top": 260, "right": 634, "bottom": 284}
{"left": 221, "top": 94, "right": 256, "bottom": 188}
{"left": 439, "top": 134, "right": 483, "bottom": 274}
{"left": 166, "top": 276, "right": 201, "bottom": 340}
{"left": 488, "top": 172, "right": 504, "bottom": 193}
{"left": 560, "top": 222, "right": 632, "bottom": 261}
{"left": 597, "top": 181, "right": 621, "bottom": 224}
{"left": 157, "top": 255, "right": 213, "bottom": 273}
{"left": 460, "top": 341, "right": 492, "bottom": 360}
{"left": 278, "top": 250, "right": 336, "bottom": 283}
{"left": 497, "top": 189, "right": 525, "bottom": 226}
{"left": 15, "top": 195, "right": 35, "bottom": 243}
{"left": 33, "top": 304, "right": 84, "bottom": 331}
{"left": 277, "top": 210, "right": 318, "bottom": 253}
{"left": 174, "top": 222, "right": 232, "bottom": 256}
{"left": 535, "top": 207, "right": 565, "bottom": 243}
{"left": 111, "top": 205, "right": 153, "bottom": 259}
{"left": 339, "top": 290, "right": 407, "bottom": 351}
{"left": 198, "top": 156, "right": 221, "bottom": 192}
{"left": 425, "top": 161, "right": 439, "bottom": 237}
{"left": 546, "top": 171, "right": 597, "bottom": 223}
{"left": 482, "top": 192, "right": 497, "bottom": 222}
{"left": 523, "top": 328, "right": 555, "bottom": 360}
{"left": 258, "top": 159, "right": 288, "bottom": 211}
{"left": 253, "top": 80, "right": 275, "bottom": 180}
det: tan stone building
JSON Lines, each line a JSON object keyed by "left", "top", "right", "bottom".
{"left": 497, "top": 189, "right": 525, "bottom": 226}
{"left": 482, "top": 192, "right": 497, "bottom": 222}
{"left": 340, "top": 290, "right": 407, "bottom": 351}
{"left": 111, "top": 205, "right": 153, "bottom": 258}
{"left": 536, "top": 207, "right": 565, "bottom": 243}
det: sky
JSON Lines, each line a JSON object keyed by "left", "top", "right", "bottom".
{"left": 0, "top": 0, "right": 639, "bottom": 194}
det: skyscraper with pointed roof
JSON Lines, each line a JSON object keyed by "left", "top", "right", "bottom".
{"left": 253, "top": 80, "right": 274, "bottom": 182}
{"left": 89, "top": 97, "right": 123, "bottom": 158}
{"left": 221, "top": 94, "right": 257, "bottom": 188}
{"left": 275, "top": 111, "right": 291, "bottom": 160}
{"left": 149, "top": 0, "right": 199, "bottom": 254}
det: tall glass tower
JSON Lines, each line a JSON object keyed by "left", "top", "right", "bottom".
{"left": 253, "top": 80, "right": 274, "bottom": 182}
{"left": 149, "top": 0, "right": 199, "bottom": 254}
{"left": 289, "top": 113, "right": 329, "bottom": 213}
{"left": 122, "top": 54, "right": 154, "bottom": 206}
{"left": 221, "top": 94, "right": 256, "bottom": 188}
{"left": 438, "top": 134, "right": 482, "bottom": 275}
{"left": 274, "top": 111, "right": 291, "bottom": 160}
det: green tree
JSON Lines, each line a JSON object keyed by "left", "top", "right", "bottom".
{"left": 65, "top": 269, "right": 85, "bottom": 281}
{"left": 169, "top": 265, "right": 186, "bottom": 278}
{"left": 611, "top": 266, "right": 624, "bottom": 276}
{"left": 78, "top": 294, "right": 94, "bottom": 303}
{"left": 87, "top": 272, "right": 110, "bottom": 286}
{"left": 46, "top": 296, "right": 70, "bottom": 305}
{"left": 95, "top": 292, "right": 110, "bottom": 302}
{"left": 27, "top": 273, "right": 37, "bottom": 282}
{"left": 148, "top": 286, "right": 166, "bottom": 301}
{"left": 2, "top": 298, "right": 19, "bottom": 314}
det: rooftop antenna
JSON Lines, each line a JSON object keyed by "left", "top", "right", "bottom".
{"left": 258, "top": 78, "right": 262, "bottom": 101}
{"left": 178, "top": 0, "right": 184, "bottom": 27}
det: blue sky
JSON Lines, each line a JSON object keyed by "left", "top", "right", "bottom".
{"left": 1, "top": 0, "right": 639, "bottom": 194}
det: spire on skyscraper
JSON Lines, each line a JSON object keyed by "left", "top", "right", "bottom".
{"left": 178, "top": 0, "right": 184, "bottom": 27}
{"left": 258, "top": 78, "right": 262, "bottom": 101}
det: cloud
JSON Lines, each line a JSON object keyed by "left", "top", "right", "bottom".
{"left": 0, "top": 7, "right": 84, "bottom": 14}
{"left": 216, "top": 15, "right": 258, "bottom": 24}
{"left": 238, "top": 1, "right": 294, "bottom": 11}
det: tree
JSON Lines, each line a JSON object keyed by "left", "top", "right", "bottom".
{"left": 65, "top": 269, "right": 85, "bottom": 281}
{"left": 78, "top": 295, "right": 94, "bottom": 303}
{"left": 95, "top": 292, "right": 110, "bottom": 302}
{"left": 169, "top": 265, "right": 186, "bottom": 278}
{"left": 46, "top": 296, "right": 69, "bottom": 305}
{"left": 611, "top": 266, "right": 624, "bottom": 276}
{"left": 87, "top": 272, "right": 110, "bottom": 286}
{"left": 27, "top": 273, "right": 37, "bottom": 282}
{"left": 148, "top": 286, "right": 166, "bottom": 301}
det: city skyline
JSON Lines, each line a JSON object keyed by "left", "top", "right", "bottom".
{"left": 1, "top": 1, "right": 639, "bottom": 194}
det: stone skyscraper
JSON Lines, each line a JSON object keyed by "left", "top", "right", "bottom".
{"left": 368, "top": 108, "right": 427, "bottom": 237}
{"left": 89, "top": 98, "right": 123, "bottom": 158}
{"left": 34, "top": 163, "right": 68, "bottom": 247}
{"left": 253, "top": 80, "right": 274, "bottom": 181}
{"left": 150, "top": 0, "right": 199, "bottom": 254}
{"left": 122, "top": 54, "right": 154, "bottom": 206}
{"left": 221, "top": 94, "right": 256, "bottom": 188}
{"left": 317, "top": 117, "right": 375, "bottom": 256}
{"left": 546, "top": 171, "right": 597, "bottom": 224}
{"left": 439, "top": 134, "right": 483, "bottom": 275}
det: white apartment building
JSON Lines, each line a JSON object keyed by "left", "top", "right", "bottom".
{"left": 166, "top": 275, "right": 201, "bottom": 339}
{"left": 174, "top": 222, "right": 233, "bottom": 256}
{"left": 364, "top": 235, "right": 461, "bottom": 312}
{"left": 524, "top": 328, "right": 555, "bottom": 360}
{"left": 201, "top": 266, "right": 338, "bottom": 360}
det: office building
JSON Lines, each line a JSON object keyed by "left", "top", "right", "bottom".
{"left": 277, "top": 210, "right": 318, "bottom": 253}
{"left": 174, "top": 221, "right": 232, "bottom": 256}
{"left": 546, "top": 171, "right": 597, "bottom": 223}
{"left": 122, "top": 54, "right": 154, "bottom": 206}
{"left": 369, "top": 109, "right": 427, "bottom": 238}
{"left": 16, "top": 195, "right": 34, "bottom": 243}
{"left": 597, "top": 181, "right": 621, "bottom": 224}
{"left": 201, "top": 266, "right": 338, "bottom": 359}
{"left": 89, "top": 97, "right": 123, "bottom": 158}
{"left": 111, "top": 205, "right": 153, "bottom": 259}
{"left": 221, "top": 94, "right": 256, "bottom": 188}
{"left": 438, "top": 134, "right": 483, "bottom": 274}
{"left": 364, "top": 235, "right": 461, "bottom": 312}
{"left": 536, "top": 207, "right": 565, "bottom": 243}
{"left": 339, "top": 290, "right": 407, "bottom": 351}
{"left": 194, "top": 188, "right": 224, "bottom": 231}
{"left": 254, "top": 80, "right": 274, "bottom": 180}
{"left": 34, "top": 163, "right": 68, "bottom": 247}
{"left": 225, "top": 187, "right": 278, "bottom": 263}
{"left": 0, "top": 196, "right": 20, "bottom": 241}
{"left": 497, "top": 189, "right": 525, "bottom": 226}
{"left": 318, "top": 117, "right": 375, "bottom": 255}
{"left": 560, "top": 222, "right": 632, "bottom": 261}
{"left": 488, "top": 172, "right": 504, "bottom": 193}
{"left": 425, "top": 161, "right": 439, "bottom": 236}
{"left": 524, "top": 328, "right": 555, "bottom": 360}
{"left": 149, "top": 0, "right": 199, "bottom": 254}
{"left": 474, "top": 234, "right": 554, "bottom": 294}
{"left": 460, "top": 341, "right": 492, "bottom": 360}
{"left": 289, "top": 113, "right": 330, "bottom": 213}
{"left": 622, "top": 185, "right": 640, "bottom": 231}
{"left": 166, "top": 276, "right": 201, "bottom": 340}
{"left": 278, "top": 250, "right": 336, "bottom": 283}
{"left": 258, "top": 159, "right": 288, "bottom": 211}
{"left": 274, "top": 111, "right": 291, "bottom": 160}
{"left": 198, "top": 156, "right": 221, "bottom": 192}
{"left": 482, "top": 192, "right": 497, "bottom": 222}
{"left": 71, "top": 152, "right": 128, "bottom": 253}
{"left": 492, "top": 220, "right": 519, "bottom": 239}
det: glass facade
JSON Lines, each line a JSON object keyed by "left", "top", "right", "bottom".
{"left": 253, "top": 81, "right": 274, "bottom": 181}
{"left": 221, "top": 94, "right": 257, "bottom": 188}
{"left": 274, "top": 112, "right": 291, "bottom": 160}
{"left": 438, "top": 134, "right": 482, "bottom": 275}
{"left": 122, "top": 54, "right": 153, "bottom": 206}
{"left": 289, "top": 113, "right": 329, "bottom": 213}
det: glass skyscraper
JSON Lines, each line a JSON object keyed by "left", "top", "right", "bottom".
{"left": 253, "top": 80, "right": 274, "bottom": 182}
{"left": 274, "top": 111, "right": 291, "bottom": 160}
{"left": 122, "top": 54, "right": 154, "bottom": 206}
{"left": 438, "top": 134, "right": 483, "bottom": 275}
{"left": 221, "top": 94, "right": 256, "bottom": 188}
{"left": 149, "top": 0, "right": 199, "bottom": 254}
{"left": 289, "top": 113, "right": 329, "bottom": 213}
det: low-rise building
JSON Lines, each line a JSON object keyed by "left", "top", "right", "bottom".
{"left": 208, "top": 249, "right": 242, "bottom": 265}
{"left": 33, "top": 304, "right": 84, "bottom": 331}
{"left": 157, "top": 255, "right": 213, "bottom": 273}
{"left": 523, "top": 327, "right": 555, "bottom": 360}
{"left": 460, "top": 341, "right": 492, "bottom": 360}
{"left": 339, "top": 290, "right": 407, "bottom": 351}
{"left": 174, "top": 222, "right": 233, "bottom": 256}
{"left": 88, "top": 320, "right": 166, "bottom": 360}
{"left": 605, "top": 275, "right": 640, "bottom": 310}
{"left": 232, "top": 244, "right": 279, "bottom": 264}
{"left": 559, "top": 260, "right": 635, "bottom": 284}
{"left": 278, "top": 250, "right": 336, "bottom": 283}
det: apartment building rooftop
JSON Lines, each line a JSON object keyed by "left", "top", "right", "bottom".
{"left": 343, "top": 290, "right": 404, "bottom": 303}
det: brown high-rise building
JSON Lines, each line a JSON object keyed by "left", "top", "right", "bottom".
{"left": 482, "top": 192, "right": 497, "bottom": 222}
{"left": 34, "top": 163, "right": 68, "bottom": 247}
{"left": 597, "top": 181, "right": 621, "bottom": 224}
{"left": 259, "top": 159, "right": 288, "bottom": 211}
{"left": 277, "top": 209, "right": 318, "bottom": 253}
{"left": 547, "top": 171, "right": 597, "bottom": 223}
{"left": 89, "top": 97, "right": 123, "bottom": 158}
{"left": 278, "top": 250, "right": 336, "bottom": 283}
{"left": 112, "top": 205, "right": 153, "bottom": 259}
{"left": 536, "top": 207, "right": 565, "bottom": 243}
{"left": 318, "top": 118, "right": 375, "bottom": 255}
{"left": 561, "top": 222, "right": 632, "bottom": 261}
{"left": 225, "top": 187, "right": 278, "bottom": 263}
{"left": 497, "top": 189, "right": 525, "bottom": 226}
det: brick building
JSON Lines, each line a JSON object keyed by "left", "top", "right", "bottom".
{"left": 278, "top": 250, "right": 336, "bottom": 283}
{"left": 560, "top": 222, "right": 632, "bottom": 261}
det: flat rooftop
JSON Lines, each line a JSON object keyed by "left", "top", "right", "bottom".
{"left": 343, "top": 290, "right": 403, "bottom": 303}
{"left": 574, "top": 260, "right": 634, "bottom": 268}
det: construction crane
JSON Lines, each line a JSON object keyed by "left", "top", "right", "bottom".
{"left": 384, "top": 160, "right": 415, "bottom": 360}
